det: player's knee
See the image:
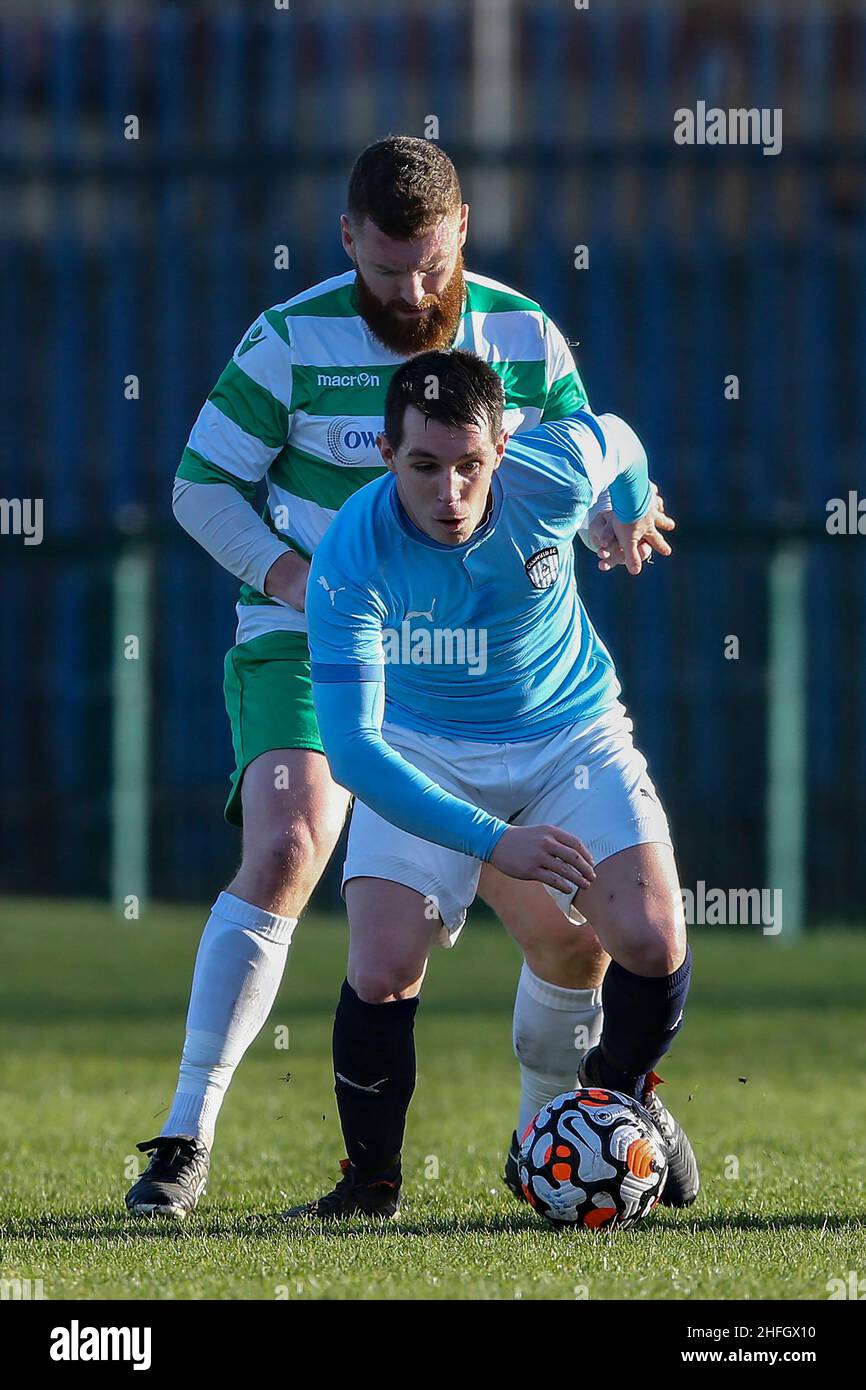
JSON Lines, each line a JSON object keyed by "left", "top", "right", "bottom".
{"left": 622, "top": 924, "right": 685, "bottom": 978}
{"left": 519, "top": 916, "right": 608, "bottom": 989}
{"left": 351, "top": 965, "right": 419, "bottom": 1005}
{"left": 242, "top": 818, "right": 325, "bottom": 900}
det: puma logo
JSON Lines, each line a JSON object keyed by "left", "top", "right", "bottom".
{"left": 335, "top": 1072, "right": 388, "bottom": 1094}
{"left": 317, "top": 575, "right": 345, "bottom": 605}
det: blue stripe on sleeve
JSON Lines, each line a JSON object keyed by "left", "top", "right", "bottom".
{"left": 572, "top": 408, "right": 608, "bottom": 456}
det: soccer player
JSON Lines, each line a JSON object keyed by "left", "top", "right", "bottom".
{"left": 124, "top": 137, "right": 668, "bottom": 1219}
{"left": 286, "top": 350, "right": 697, "bottom": 1221}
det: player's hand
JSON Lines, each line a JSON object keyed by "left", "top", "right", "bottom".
{"left": 263, "top": 549, "right": 311, "bottom": 611}
{"left": 589, "top": 510, "right": 655, "bottom": 572}
{"left": 600, "top": 485, "right": 675, "bottom": 575}
{"left": 489, "top": 825, "right": 596, "bottom": 895}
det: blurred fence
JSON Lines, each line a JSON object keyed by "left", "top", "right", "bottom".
{"left": 1, "top": 1, "right": 865, "bottom": 919}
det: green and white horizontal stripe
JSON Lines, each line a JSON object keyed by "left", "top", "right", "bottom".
{"left": 187, "top": 400, "right": 283, "bottom": 483}
{"left": 177, "top": 269, "right": 588, "bottom": 644}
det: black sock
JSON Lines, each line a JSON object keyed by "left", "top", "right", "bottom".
{"left": 332, "top": 979, "right": 418, "bottom": 1180}
{"left": 597, "top": 947, "right": 692, "bottom": 1098}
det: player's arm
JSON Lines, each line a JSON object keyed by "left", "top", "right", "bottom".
{"left": 306, "top": 555, "right": 595, "bottom": 892}
{"left": 172, "top": 310, "right": 309, "bottom": 611}
{"left": 306, "top": 555, "right": 506, "bottom": 859}
{"left": 538, "top": 315, "right": 675, "bottom": 568}
{"left": 592, "top": 413, "right": 674, "bottom": 575}
{"left": 538, "top": 314, "right": 615, "bottom": 551}
{"left": 514, "top": 408, "right": 673, "bottom": 577}
{"left": 571, "top": 410, "right": 671, "bottom": 576}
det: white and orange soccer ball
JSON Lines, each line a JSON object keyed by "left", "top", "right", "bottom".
{"left": 518, "top": 1088, "right": 668, "bottom": 1229}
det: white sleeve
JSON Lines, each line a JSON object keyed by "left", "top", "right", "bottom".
{"left": 172, "top": 478, "right": 293, "bottom": 596}
{"left": 576, "top": 488, "right": 613, "bottom": 551}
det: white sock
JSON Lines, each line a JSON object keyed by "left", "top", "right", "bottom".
{"left": 161, "top": 892, "right": 297, "bottom": 1148}
{"left": 512, "top": 961, "right": 604, "bottom": 1137}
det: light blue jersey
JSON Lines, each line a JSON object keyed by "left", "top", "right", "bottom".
{"left": 306, "top": 410, "right": 651, "bottom": 862}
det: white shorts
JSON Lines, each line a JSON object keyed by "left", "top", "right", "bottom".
{"left": 341, "top": 701, "right": 672, "bottom": 948}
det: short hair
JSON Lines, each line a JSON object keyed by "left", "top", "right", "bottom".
{"left": 347, "top": 136, "right": 462, "bottom": 240}
{"left": 383, "top": 350, "right": 504, "bottom": 452}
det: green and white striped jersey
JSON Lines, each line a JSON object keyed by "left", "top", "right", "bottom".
{"left": 177, "top": 268, "right": 588, "bottom": 643}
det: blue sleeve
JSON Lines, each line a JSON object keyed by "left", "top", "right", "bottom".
{"left": 306, "top": 546, "right": 509, "bottom": 862}
{"left": 589, "top": 412, "right": 652, "bottom": 522}
{"left": 306, "top": 548, "right": 388, "bottom": 668}
{"left": 311, "top": 678, "right": 509, "bottom": 862}
{"left": 609, "top": 465, "right": 652, "bottom": 522}
{"left": 506, "top": 409, "right": 652, "bottom": 526}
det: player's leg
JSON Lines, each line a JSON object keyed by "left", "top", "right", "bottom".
{"left": 127, "top": 748, "right": 349, "bottom": 1218}
{"left": 166, "top": 747, "right": 348, "bottom": 1135}
{"left": 226, "top": 746, "right": 350, "bottom": 915}
{"left": 569, "top": 839, "right": 689, "bottom": 1087}
{"left": 126, "top": 635, "right": 349, "bottom": 1218}
{"left": 565, "top": 839, "right": 698, "bottom": 1205}
{"left": 283, "top": 878, "right": 439, "bottom": 1221}
{"left": 477, "top": 866, "right": 609, "bottom": 1192}
{"left": 342, "top": 876, "right": 436, "bottom": 1190}
{"left": 479, "top": 866, "right": 609, "bottom": 991}
{"left": 515, "top": 708, "right": 698, "bottom": 1206}
{"left": 283, "top": 766, "right": 481, "bottom": 1221}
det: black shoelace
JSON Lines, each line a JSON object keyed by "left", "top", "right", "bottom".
{"left": 138, "top": 1137, "right": 201, "bottom": 1184}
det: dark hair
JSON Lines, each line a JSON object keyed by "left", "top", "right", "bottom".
{"left": 383, "top": 350, "right": 504, "bottom": 452}
{"left": 347, "top": 136, "right": 462, "bottom": 240}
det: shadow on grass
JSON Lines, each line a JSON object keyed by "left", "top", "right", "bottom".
{"left": 290, "top": 1210, "right": 864, "bottom": 1239}
{"left": 3, "top": 1208, "right": 861, "bottom": 1244}
{"left": 671, "top": 1211, "right": 865, "bottom": 1235}
{"left": 0, "top": 1211, "right": 247, "bottom": 1243}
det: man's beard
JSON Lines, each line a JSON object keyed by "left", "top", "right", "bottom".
{"left": 353, "top": 253, "right": 466, "bottom": 355}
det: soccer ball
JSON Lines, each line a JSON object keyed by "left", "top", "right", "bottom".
{"left": 518, "top": 1088, "right": 668, "bottom": 1229}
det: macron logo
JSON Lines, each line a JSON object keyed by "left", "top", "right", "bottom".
{"left": 236, "top": 322, "right": 265, "bottom": 357}
{"left": 316, "top": 371, "right": 379, "bottom": 388}
{"left": 50, "top": 1321, "right": 152, "bottom": 1371}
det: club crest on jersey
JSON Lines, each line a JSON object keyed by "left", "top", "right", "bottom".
{"left": 525, "top": 546, "right": 560, "bottom": 590}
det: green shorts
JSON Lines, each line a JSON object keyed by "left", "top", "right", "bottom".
{"left": 223, "top": 629, "right": 324, "bottom": 827}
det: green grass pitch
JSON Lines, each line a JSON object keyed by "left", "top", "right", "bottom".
{"left": 1, "top": 899, "right": 864, "bottom": 1300}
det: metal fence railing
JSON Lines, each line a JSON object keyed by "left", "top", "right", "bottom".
{"left": 4, "top": 517, "right": 863, "bottom": 926}
{"left": 2, "top": 2, "right": 865, "bottom": 916}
